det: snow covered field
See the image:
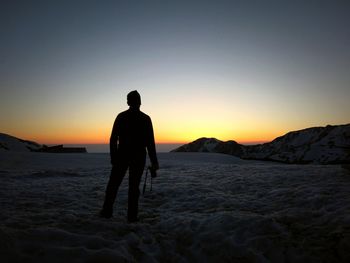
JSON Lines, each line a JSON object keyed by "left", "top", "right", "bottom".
{"left": 1, "top": 152, "right": 349, "bottom": 262}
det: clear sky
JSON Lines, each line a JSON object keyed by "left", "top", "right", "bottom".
{"left": 1, "top": 0, "right": 349, "bottom": 144}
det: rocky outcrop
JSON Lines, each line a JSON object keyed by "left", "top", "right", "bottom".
{"left": 171, "top": 124, "right": 350, "bottom": 164}
{"left": 173, "top": 138, "right": 244, "bottom": 156}
{"left": 39, "top": 145, "right": 87, "bottom": 153}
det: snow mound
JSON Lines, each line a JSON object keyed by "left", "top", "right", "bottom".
{"left": 0, "top": 133, "right": 41, "bottom": 152}
{"left": 174, "top": 138, "right": 222, "bottom": 152}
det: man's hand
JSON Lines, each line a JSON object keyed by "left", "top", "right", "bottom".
{"left": 151, "top": 162, "right": 159, "bottom": 171}
{"left": 149, "top": 163, "right": 159, "bottom": 178}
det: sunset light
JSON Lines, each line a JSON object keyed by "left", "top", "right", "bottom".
{"left": 1, "top": 1, "right": 349, "bottom": 146}
{"left": 1, "top": 2, "right": 350, "bottom": 261}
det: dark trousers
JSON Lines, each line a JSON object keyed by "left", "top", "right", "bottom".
{"left": 102, "top": 154, "right": 146, "bottom": 221}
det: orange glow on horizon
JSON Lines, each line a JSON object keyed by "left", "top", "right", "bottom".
{"left": 3, "top": 117, "right": 291, "bottom": 146}
{"left": 20, "top": 132, "right": 277, "bottom": 145}
{"left": 8, "top": 131, "right": 277, "bottom": 145}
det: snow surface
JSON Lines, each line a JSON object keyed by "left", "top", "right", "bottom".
{"left": 1, "top": 152, "right": 350, "bottom": 262}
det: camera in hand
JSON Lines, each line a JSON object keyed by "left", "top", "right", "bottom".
{"left": 148, "top": 166, "right": 157, "bottom": 178}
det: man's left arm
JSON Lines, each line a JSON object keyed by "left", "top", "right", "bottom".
{"left": 146, "top": 116, "right": 159, "bottom": 170}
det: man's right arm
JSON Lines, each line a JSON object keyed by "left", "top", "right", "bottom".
{"left": 110, "top": 116, "right": 119, "bottom": 165}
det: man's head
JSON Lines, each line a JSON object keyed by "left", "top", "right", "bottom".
{"left": 127, "top": 90, "right": 141, "bottom": 108}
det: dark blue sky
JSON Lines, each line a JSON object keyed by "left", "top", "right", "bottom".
{"left": 1, "top": 0, "right": 350, "bottom": 143}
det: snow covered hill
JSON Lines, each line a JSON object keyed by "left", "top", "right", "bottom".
{"left": 172, "top": 124, "right": 350, "bottom": 164}
{"left": 0, "top": 133, "right": 87, "bottom": 153}
{"left": 0, "top": 133, "right": 42, "bottom": 152}
{"left": 173, "top": 137, "right": 244, "bottom": 156}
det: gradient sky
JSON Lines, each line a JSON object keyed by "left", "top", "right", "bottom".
{"left": 1, "top": 0, "right": 349, "bottom": 144}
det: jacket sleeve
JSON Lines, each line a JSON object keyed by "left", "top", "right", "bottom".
{"left": 146, "top": 116, "right": 159, "bottom": 169}
{"left": 110, "top": 116, "right": 119, "bottom": 163}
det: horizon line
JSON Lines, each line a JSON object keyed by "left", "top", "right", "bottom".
{"left": 41, "top": 140, "right": 270, "bottom": 146}
{"left": 5, "top": 122, "right": 348, "bottom": 146}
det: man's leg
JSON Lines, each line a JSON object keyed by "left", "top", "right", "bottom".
{"left": 101, "top": 163, "right": 128, "bottom": 218}
{"left": 128, "top": 159, "right": 145, "bottom": 222}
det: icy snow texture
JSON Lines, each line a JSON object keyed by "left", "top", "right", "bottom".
{"left": 244, "top": 124, "right": 350, "bottom": 164}
{"left": 1, "top": 152, "right": 350, "bottom": 262}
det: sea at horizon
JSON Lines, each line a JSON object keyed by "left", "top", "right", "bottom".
{"left": 62, "top": 143, "right": 183, "bottom": 153}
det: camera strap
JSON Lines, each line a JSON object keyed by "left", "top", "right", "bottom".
{"left": 142, "top": 167, "right": 153, "bottom": 196}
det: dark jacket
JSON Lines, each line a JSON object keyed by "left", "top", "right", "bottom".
{"left": 110, "top": 108, "right": 158, "bottom": 167}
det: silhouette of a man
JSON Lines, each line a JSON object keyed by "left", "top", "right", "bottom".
{"left": 100, "top": 90, "right": 159, "bottom": 222}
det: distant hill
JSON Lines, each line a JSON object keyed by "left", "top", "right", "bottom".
{"left": 0, "top": 133, "right": 87, "bottom": 153}
{"left": 0, "top": 133, "right": 42, "bottom": 152}
{"left": 171, "top": 124, "right": 350, "bottom": 164}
